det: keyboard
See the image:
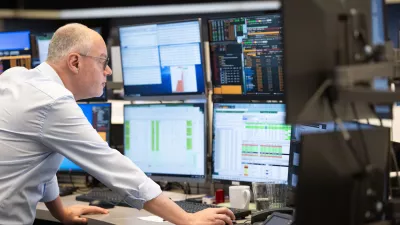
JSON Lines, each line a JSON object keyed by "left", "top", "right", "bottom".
{"left": 76, "top": 189, "right": 251, "bottom": 219}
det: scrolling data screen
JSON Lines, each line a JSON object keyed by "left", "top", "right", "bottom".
{"left": 212, "top": 103, "right": 291, "bottom": 183}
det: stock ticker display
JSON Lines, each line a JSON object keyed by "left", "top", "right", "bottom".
{"left": 209, "top": 15, "right": 284, "bottom": 99}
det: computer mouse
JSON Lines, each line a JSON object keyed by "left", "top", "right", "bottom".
{"left": 89, "top": 200, "right": 115, "bottom": 209}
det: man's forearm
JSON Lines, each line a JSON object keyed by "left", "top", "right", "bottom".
{"left": 44, "top": 196, "right": 66, "bottom": 222}
{"left": 144, "top": 193, "right": 192, "bottom": 225}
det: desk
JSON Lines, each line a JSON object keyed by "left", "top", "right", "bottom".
{"left": 36, "top": 193, "right": 251, "bottom": 225}
{"left": 36, "top": 194, "right": 174, "bottom": 225}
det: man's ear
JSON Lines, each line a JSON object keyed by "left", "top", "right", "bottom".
{"left": 67, "top": 53, "right": 80, "bottom": 74}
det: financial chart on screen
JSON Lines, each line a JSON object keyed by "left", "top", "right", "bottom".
{"left": 58, "top": 103, "right": 111, "bottom": 172}
{"left": 124, "top": 104, "right": 206, "bottom": 179}
{"left": 212, "top": 103, "right": 291, "bottom": 183}
{"left": 208, "top": 14, "right": 283, "bottom": 98}
{"left": 119, "top": 20, "right": 205, "bottom": 97}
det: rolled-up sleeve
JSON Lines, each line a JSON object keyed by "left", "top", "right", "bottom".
{"left": 39, "top": 96, "right": 162, "bottom": 209}
{"left": 40, "top": 175, "right": 59, "bottom": 203}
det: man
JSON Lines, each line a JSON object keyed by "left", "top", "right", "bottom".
{"left": 0, "top": 23, "right": 235, "bottom": 225}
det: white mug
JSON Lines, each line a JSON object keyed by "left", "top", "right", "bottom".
{"left": 229, "top": 185, "right": 251, "bottom": 209}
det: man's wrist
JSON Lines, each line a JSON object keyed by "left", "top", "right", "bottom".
{"left": 178, "top": 212, "right": 194, "bottom": 225}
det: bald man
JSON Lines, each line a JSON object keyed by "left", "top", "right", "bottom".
{"left": 0, "top": 23, "right": 235, "bottom": 225}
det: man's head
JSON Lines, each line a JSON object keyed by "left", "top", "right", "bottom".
{"left": 46, "top": 23, "right": 112, "bottom": 100}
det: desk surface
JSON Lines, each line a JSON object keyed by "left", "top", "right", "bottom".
{"left": 36, "top": 194, "right": 175, "bottom": 225}
{"left": 36, "top": 192, "right": 251, "bottom": 225}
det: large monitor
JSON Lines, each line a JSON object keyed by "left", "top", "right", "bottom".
{"left": 0, "top": 30, "right": 31, "bottom": 75}
{"left": 123, "top": 103, "right": 206, "bottom": 182}
{"left": 212, "top": 103, "right": 291, "bottom": 184}
{"left": 208, "top": 14, "right": 283, "bottom": 100}
{"left": 58, "top": 103, "right": 111, "bottom": 172}
{"left": 119, "top": 19, "right": 206, "bottom": 100}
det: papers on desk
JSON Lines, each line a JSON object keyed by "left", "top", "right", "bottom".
{"left": 138, "top": 216, "right": 164, "bottom": 222}
{"left": 162, "top": 191, "right": 205, "bottom": 201}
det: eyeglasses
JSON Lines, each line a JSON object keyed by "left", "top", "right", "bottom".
{"left": 79, "top": 53, "right": 109, "bottom": 70}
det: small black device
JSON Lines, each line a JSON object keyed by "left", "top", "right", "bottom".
{"left": 251, "top": 207, "right": 294, "bottom": 224}
{"left": 89, "top": 200, "right": 115, "bottom": 209}
{"left": 261, "top": 212, "right": 293, "bottom": 225}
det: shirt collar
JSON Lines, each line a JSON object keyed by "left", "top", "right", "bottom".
{"left": 35, "top": 62, "right": 65, "bottom": 87}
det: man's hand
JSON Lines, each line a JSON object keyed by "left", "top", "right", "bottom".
{"left": 61, "top": 205, "right": 109, "bottom": 225}
{"left": 188, "top": 207, "right": 236, "bottom": 225}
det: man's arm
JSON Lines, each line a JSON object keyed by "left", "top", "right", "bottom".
{"left": 144, "top": 193, "right": 235, "bottom": 225}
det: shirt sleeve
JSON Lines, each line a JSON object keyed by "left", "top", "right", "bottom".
{"left": 40, "top": 175, "right": 59, "bottom": 203}
{"left": 39, "top": 96, "right": 162, "bottom": 209}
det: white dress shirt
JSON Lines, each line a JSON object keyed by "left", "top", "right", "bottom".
{"left": 0, "top": 62, "right": 162, "bottom": 224}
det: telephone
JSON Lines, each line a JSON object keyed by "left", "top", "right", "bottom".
{"left": 251, "top": 207, "right": 294, "bottom": 225}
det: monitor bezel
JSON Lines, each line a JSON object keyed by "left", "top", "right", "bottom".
{"left": 118, "top": 18, "right": 207, "bottom": 100}
{"left": 207, "top": 12, "right": 285, "bottom": 101}
{"left": 211, "top": 101, "right": 291, "bottom": 185}
{"left": 123, "top": 102, "right": 208, "bottom": 183}
{"left": 57, "top": 102, "right": 113, "bottom": 174}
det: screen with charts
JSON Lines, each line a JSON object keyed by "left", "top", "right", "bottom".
{"left": 0, "top": 31, "right": 31, "bottom": 75}
{"left": 208, "top": 14, "right": 283, "bottom": 99}
{"left": 124, "top": 103, "right": 206, "bottom": 179}
{"left": 58, "top": 103, "right": 111, "bottom": 172}
{"left": 119, "top": 20, "right": 205, "bottom": 97}
{"left": 212, "top": 103, "right": 291, "bottom": 183}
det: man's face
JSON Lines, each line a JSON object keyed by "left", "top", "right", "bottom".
{"left": 78, "top": 35, "right": 112, "bottom": 99}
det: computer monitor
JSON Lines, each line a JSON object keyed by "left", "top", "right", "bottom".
{"left": 123, "top": 103, "right": 206, "bottom": 182}
{"left": 119, "top": 19, "right": 206, "bottom": 100}
{"left": 58, "top": 103, "right": 111, "bottom": 172}
{"left": 212, "top": 103, "right": 291, "bottom": 184}
{"left": 208, "top": 14, "right": 284, "bottom": 101}
{"left": 0, "top": 30, "right": 31, "bottom": 75}
{"left": 288, "top": 122, "right": 335, "bottom": 188}
{"left": 36, "top": 32, "right": 53, "bottom": 64}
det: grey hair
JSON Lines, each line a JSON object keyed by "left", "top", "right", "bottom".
{"left": 46, "top": 23, "right": 93, "bottom": 63}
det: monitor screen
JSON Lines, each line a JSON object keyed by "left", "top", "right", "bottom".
{"left": 212, "top": 103, "right": 291, "bottom": 183}
{"left": 124, "top": 103, "right": 206, "bottom": 181}
{"left": 119, "top": 20, "right": 206, "bottom": 98}
{"left": 208, "top": 14, "right": 283, "bottom": 99}
{"left": 58, "top": 103, "right": 111, "bottom": 172}
{"left": 0, "top": 31, "right": 31, "bottom": 75}
{"left": 36, "top": 32, "right": 53, "bottom": 64}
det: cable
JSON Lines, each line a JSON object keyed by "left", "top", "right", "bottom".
{"left": 350, "top": 102, "right": 371, "bottom": 165}
{"left": 328, "top": 101, "right": 366, "bottom": 170}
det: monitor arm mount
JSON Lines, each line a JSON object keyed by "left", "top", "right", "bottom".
{"left": 296, "top": 7, "right": 400, "bottom": 225}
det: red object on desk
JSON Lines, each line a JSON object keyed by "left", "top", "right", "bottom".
{"left": 215, "top": 189, "right": 225, "bottom": 204}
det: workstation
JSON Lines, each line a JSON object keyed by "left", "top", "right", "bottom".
{"left": 1, "top": 0, "right": 400, "bottom": 224}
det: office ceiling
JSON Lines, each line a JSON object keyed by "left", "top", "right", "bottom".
{"left": 1, "top": 0, "right": 247, "bottom": 9}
